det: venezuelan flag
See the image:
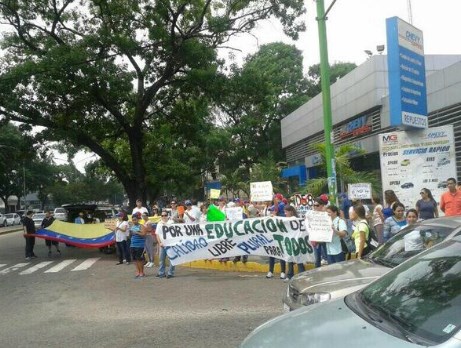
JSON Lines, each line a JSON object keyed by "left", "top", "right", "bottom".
{"left": 34, "top": 220, "right": 115, "bottom": 248}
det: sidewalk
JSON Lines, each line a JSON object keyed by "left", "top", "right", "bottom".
{"left": 180, "top": 256, "right": 316, "bottom": 274}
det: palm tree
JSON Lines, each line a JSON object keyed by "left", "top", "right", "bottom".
{"left": 305, "top": 143, "right": 381, "bottom": 197}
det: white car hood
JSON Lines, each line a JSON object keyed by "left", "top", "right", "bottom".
{"left": 242, "top": 298, "right": 418, "bottom": 348}
{"left": 291, "top": 259, "right": 390, "bottom": 295}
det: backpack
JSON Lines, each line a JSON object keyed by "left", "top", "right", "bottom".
{"left": 361, "top": 221, "right": 379, "bottom": 252}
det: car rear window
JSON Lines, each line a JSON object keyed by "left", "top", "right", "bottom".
{"left": 54, "top": 208, "right": 66, "bottom": 214}
{"left": 369, "top": 224, "right": 454, "bottom": 267}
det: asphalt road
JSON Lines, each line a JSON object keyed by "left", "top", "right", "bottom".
{"left": 0, "top": 231, "right": 287, "bottom": 348}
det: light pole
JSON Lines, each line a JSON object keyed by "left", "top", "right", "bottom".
{"left": 315, "top": 0, "right": 337, "bottom": 204}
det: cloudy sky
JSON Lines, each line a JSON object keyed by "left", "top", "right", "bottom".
{"left": 225, "top": 0, "right": 461, "bottom": 70}
{"left": 68, "top": 0, "right": 461, "bottom": 170}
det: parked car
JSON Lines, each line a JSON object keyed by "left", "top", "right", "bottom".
{"left": 283, "top": 216, "right": 461, "bottom": 311}
{"left": 5, "top": 213, "right": 21, "bottom": 226}
{"left": 32, "top": 213, "right": 46, "bottom": 230}
{"left": 0, "top": 214, "right": 6, "bottom": 227}
{"left": 242, "top": 235, "right": 461, "bottom": 348}
{"left": 401, "top": 182, "right": 414, "bottom": 189}
{"left": 53, "top": 207, "right": 68, "bottom": 221}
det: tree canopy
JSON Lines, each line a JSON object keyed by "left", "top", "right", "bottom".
{"left": 0, "top": 0, "right": 306, "bottom": 207}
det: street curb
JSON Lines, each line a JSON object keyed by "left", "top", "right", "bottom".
{"left": 181, "top": 259, "right": 316, "bottom": 273}
{"left": 0, "top": 228, "right": 23, "bottom": 235}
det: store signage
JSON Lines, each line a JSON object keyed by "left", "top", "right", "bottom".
{"left": 378, "top": 125, "right": 456, "bottom": 213}
{"left": 339, "top": 115, "right": 372, "bottom": 139}
{"left": 386, "top": 17, "right": 427, "bottom": 129}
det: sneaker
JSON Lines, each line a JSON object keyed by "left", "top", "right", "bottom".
{"left": 321, "top": 259, "right": 328, "bottom": 266}
{"left": 284, "top": 277, "right": 291, "bottom": 283}
{"left": 280, "top": 272, "right": 286, "bottom": 280}
{"left": 116, "top": 262, "right": 123, "bottom": 265}
{"left": 156, "top": 274, "right": 166, "bottom": 278}
{"left": 125, "top": 262, "right": 130, "bottom": 265}
{"left": 25, "top": 257, "right": 31, "bottom": 261}
{"left": 166, "top": 274, "right": 174, "bottom": 279}
{"left": 146, "top": 262, "right": 153, "bottom": 268}
{"left": 266, "top": 272, "right": 273, "bottom": 279}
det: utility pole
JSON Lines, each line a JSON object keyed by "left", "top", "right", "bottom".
{"left": 315, "top": 0, "right": 337, "bottom": 204}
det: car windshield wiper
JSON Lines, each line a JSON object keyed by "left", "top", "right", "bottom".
{"left": 368, "top": 256, "right": 395, "bottom": 268}
{"left": 367, "top": 304, "right": 433, "bottom": 345}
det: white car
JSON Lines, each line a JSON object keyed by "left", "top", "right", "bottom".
{"left": 0, "top": 214, "right": 6, "bottom": 227}
{"left": 5, "top": 213, "right": 21, "bottom": 226}
{"left": 283, "top": 216, "right": 461, "bottom": 311}
{"left": 242, "top": 236, "right": 461, "bottom": 348}
{"left": 32, "top": 213, "right": 46, "bottom": 229}
{"left": 53, "top": 207, "right": 67, "bottom": 221}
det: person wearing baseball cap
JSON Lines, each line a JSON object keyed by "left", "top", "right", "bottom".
{"left": 267, "top": 193, "right": 287, "bottom": 279}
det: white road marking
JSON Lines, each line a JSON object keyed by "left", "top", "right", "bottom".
{"left": 0, "top": 263, "right": 30, "bottom": 275}
{"left": 0, "top": 264, "right": 6, "bottom": 269}
{"left": 44, "top": 259, "right": 77, "bottom": 273}
{"left": 71, "top": 258, "right": 100, "bottom": 271}
{"left": 19, "top": 261, "right": 54, "bottom": 275}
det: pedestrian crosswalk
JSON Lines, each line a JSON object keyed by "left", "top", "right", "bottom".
{"left": 0, "top": 258, "right": 101, "bottom": 275}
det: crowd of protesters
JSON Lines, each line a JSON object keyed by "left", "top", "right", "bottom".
{"left": 21, "top": 177, "right": 461, "bottom": 281}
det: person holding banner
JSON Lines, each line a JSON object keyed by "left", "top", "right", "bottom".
{"left": 129, "top": 213, "right": 147, "bottom": 278}
{"left": 155, "top": 211, "right": 176, "bottom": 278}
{"left": 285, "top": 205, "right": 305, "bottom": 280}
{"left": 312, "top": 196, "right": 329, "bottom": 268}
{"left": 115, "top": 212, "right": 130, "bottom": 265}
{"left": 142, "top": 212, "right": 155, "bottom": 268}
{"left": 267, "top": 193, "right": 287, "bottom": 279}
{"left": 325, "top": 205, "right": 347, "bottom": 264}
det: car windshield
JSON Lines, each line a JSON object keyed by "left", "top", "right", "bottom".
{"left": 6, "top": 214, "right": 14, "bottom": 218}
{"left": 351, "top": 239, "right": 461, "bottom": 345}
{"left": 55, "top": 208, "right": 65, "bottom": 214}
{"left": 368, "top": 223, "right": 454, "bottom": 268}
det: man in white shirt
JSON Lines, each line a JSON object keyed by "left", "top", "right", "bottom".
{"left": 132, "top": 199, "right": 149, "bottom": 217}
{"left": 183, "top": 200, "right": 201, "bottom": 223}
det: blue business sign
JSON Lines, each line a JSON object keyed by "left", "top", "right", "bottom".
{"left": 386, "top": 17, "right": 427, "bottom": 128}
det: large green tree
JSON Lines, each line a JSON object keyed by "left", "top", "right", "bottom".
{"left": 0, "top": 0, "right": 305, "bottom": 207}
{"left": 214, "top": 42, "right": 309, "bottom": 177}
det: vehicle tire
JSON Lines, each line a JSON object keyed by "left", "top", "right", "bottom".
{"left": 2, "top": 221, "right": 6, "bottom": 227}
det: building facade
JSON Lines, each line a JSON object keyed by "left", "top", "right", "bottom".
{"left": 281, "top": 55, "right": 461, "bottom": 186}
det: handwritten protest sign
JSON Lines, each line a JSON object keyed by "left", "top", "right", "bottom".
{"left": 155, "top": 214, "right": 337, "bottom": 265}
{"left": 304, "top": 211, "right": 333, "bottom": 243}
{"left": 348, "top": 183, "right": 372, "bottom": 200}
{"left": 225, "top": 207, "right": 243, "bottom": 221}
{"left": 209, "top": 189, "right": 221, "bottom": 199}
{"left": 250, "top": 181, "right": 273, "bottom": 202}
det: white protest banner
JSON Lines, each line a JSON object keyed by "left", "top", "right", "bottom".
{"left": 225, "top": 207, "right": 243, "bottom": 221}
{"left": 348, "top": 183, "right": 372, "bottom": 200}
{"left": 250, "top": 181, "right": 273, "bottom": 202}
{"left": 156, "top": 217, "right": 316, "bottom": 265}
{"left": 304, "top": 211, "right": 333, "bottom": 243}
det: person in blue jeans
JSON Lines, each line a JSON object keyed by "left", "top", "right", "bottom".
{"left": 266, "top": 193, "right": 286, "bottom": 279}
{"left": 313, "top": 196, "right": 329, "bottom": 268}
{"left": 284, "top": 205, "right": 306, "bottom": 280}
{"left": 155, "top": 212, "right": 175, "bottom": 278}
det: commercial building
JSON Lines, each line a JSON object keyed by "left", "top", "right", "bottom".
{"left": 281, "top": 54, "right": 461, "bottom": 188}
